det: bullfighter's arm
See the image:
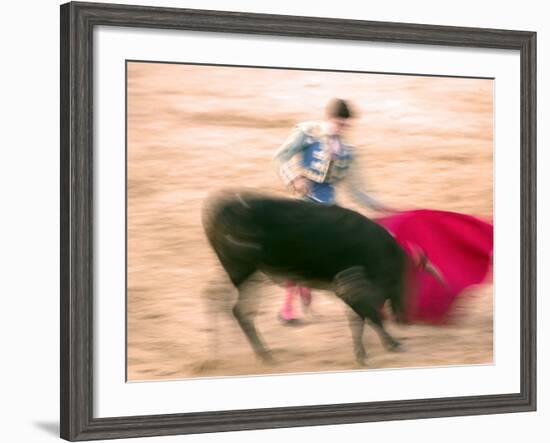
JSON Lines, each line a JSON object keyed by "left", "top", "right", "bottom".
{"left": 272, "top": 125, "right": 309, "bottom": 185}
{"left": 344, "top": 162, "right": 396, "bottom": 213}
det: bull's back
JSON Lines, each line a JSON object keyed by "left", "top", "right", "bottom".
{"left": 248, "top": 196, "right": 402, "bottom": 270}
{"left": 203, "top": 192, "right": 404, "bottom": 285}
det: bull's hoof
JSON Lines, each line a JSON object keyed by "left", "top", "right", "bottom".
{"left": 388, "top": 341, "right": 404, "bottom": 352}
{"left": 355, "top": 352, "right": 368, "bottom": 367}
{"left": 258, "top": 350, "right": 275, "bottom": 365}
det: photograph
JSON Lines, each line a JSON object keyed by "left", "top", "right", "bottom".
{"left": 126, "top": 61, "right": 495, "bottom": 381}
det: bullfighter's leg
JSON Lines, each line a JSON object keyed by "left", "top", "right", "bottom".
{"left": 279, "top": 281, "right": 300, "bottom": 323}
{"left": 279, "top": 282, "right": 312, "bottom": 324}
{"left": 233, "top": 278, "right": 273, "bottom": 364}
{"left": 299, "top": 286, "right": 312, "bottom": 309}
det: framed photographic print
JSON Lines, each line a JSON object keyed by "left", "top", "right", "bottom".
{"left": 60, "top": 1, "right": 536, "bottom": 441}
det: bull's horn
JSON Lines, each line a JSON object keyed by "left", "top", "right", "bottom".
{"left": 424, "top": 259, "right": 447, "bottom": 288}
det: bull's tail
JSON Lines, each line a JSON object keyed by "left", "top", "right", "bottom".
{"left": 201, "top": 191, "right": 259, "bottom": 252}
{"left": 201, "top": 191, "right": 230, "bottom": 250}
{"left": 202, "top": 192, "right": 263, "bottom": 287}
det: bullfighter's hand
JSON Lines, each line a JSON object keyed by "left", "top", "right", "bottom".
{"left": 292, "top": 176, "right": 311, "bottom": 196}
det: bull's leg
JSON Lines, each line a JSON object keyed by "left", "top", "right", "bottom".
{"left": 334, "top": 267, "right": 401, "bottom": 364}
{"left": 216, "top": 257, "right": 272, "bottom": 363}
{"left": 233, "top": 279, "right": 273, "bottom": 364}
{"left": 334, "top": 267, "right": 371, "bottom": 365}
{"left": 346, "top": 309, "right": 367, "bottom": 364}
{"left": 366, "top": 285, "right": 402, "bottom": 351}
{"left": 367, "top": 316, "right": 401, "bottom": 352}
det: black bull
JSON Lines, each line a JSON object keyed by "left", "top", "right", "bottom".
{"left": 202, "top": 192, "right": 407, "bottom": 365}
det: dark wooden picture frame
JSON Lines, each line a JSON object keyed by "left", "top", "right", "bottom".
{"left": 60, "top": 1, "right": 536, "bottom": 441}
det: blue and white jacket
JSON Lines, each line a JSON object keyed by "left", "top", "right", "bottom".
{"left": 273, "top": 121, "right": 388, "bottom": 209}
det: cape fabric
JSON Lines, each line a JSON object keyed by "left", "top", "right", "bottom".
{"left": 376, "top": 210, "right": 493, "bottom": 323}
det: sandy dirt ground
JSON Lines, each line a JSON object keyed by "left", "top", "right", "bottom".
{"left": 126, "top": 62, "right": 493, "bottom": 381}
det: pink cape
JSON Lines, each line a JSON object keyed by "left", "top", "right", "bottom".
{"left": 376, "top": 210, "right": 493, "bottom": 324}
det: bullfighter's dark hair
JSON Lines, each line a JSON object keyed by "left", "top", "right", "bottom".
{"left": 326, "top": 98, "right": 354, "bottom": 119}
